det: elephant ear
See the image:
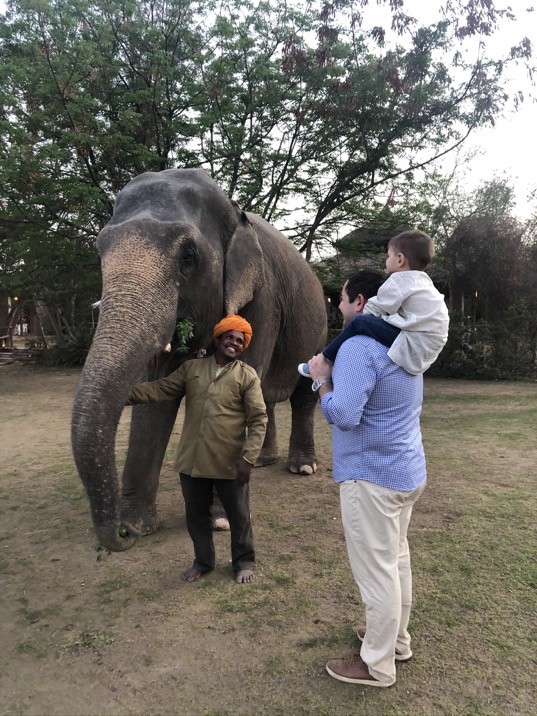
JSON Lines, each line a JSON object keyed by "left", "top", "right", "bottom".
{"left": 224, "top": 210, "right": 265, "bottom": 314}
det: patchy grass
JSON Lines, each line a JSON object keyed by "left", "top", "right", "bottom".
{"left": 0, "top": 367, "right": 536, "bottom": 715}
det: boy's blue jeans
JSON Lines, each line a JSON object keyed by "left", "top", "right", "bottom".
{"left": 323, "top": 314, "right": 400, "bottom": 363}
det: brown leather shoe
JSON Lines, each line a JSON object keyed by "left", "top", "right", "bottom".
{"left": 325, "top": 652, "right": 393, "bottom": 687}
{"left": 354, "top": 625, "right": 413, "bottom": 661}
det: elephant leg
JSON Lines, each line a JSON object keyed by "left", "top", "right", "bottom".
{"left": 120, "top": 399, "right": 180, "bottom": 535}
{"left": 256, "top": 403, "right": 279, "bottom": 466}
{"left": 288, "top": 376, "right": 318, "bottom": 475}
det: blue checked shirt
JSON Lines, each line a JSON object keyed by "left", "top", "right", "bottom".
{"left": 320, "top": 335, "right": 426, "bottom": 491}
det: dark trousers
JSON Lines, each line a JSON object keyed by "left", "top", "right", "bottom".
{"left": 179, "top": 474, "right": 255, "bottom": 574}
{"left": 323, "top": 314, "right": 401, "bottom": 363}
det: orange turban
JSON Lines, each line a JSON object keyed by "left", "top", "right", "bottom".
{"left": 212, "top": 315, "right": 253, "bottom": 350}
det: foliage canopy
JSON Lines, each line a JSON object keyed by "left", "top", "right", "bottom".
{"left": 0, "top": 0, "right": 534, "bottom": 354}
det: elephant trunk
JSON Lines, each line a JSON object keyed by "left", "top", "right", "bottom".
{"left": 72, "top": 247, "right": 178, "bottom": 551}
{"left": 72, "top": 347, "right": 140, "bottom": 552}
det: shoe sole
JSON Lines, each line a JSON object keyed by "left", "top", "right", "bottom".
{"left": 325, "top": 663, "right": 393, "bottom": 687}
{"left": 355, "top": 628, "right": 412, "bottom": 662}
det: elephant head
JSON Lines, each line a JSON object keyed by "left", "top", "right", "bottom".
{"left": 71, "top": 169, "right": 264, "bottom": 551}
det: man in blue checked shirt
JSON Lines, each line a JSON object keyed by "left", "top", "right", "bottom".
{"left": 308, "top": 269, "right": 427, "bottom": 688}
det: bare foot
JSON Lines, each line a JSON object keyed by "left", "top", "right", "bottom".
{"left": 212, "top": 517, "right": 230, "bottom": 531}
{"left": 236, "top": 569, "right": 254, "bottom": 584}
{"left": 182, "top": 566, "right": 205, "bottom": 582}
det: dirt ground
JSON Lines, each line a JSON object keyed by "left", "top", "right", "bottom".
{"left": 1, "top": 364, "right": 536, "bottom": 716}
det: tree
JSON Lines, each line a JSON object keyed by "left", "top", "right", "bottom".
{"left": 0, "top": 0, "right": 207, "bottom": 334}
{"left": 286, "top": 0, "right": 533, "bottom": 258}
{"left": 424, "top": 177, "right": 537, "bottom": 378}
{"left": 0, "top": 0, "right": 533, "bottom": 335}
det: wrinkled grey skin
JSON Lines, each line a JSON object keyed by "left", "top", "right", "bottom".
{"left": 71, "top": 169, "right": 327, "bottom": 552}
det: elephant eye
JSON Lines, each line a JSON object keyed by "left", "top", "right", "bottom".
{"left": 179, "top": 244, "right": 198, "bottom": 271}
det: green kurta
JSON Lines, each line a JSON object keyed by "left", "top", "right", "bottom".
{"left": 127, "top": 356, "right": 267, "bottom": 479}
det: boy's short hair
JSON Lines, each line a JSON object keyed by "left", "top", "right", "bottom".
{"left": 388, "top": 229, "right": 435, "bottom": 270}
{"left": 344, "top": 269, "right": 386, "bottom": 303}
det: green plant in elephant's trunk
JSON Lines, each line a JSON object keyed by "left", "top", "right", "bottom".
{"left": 175, "top": 319, "right": 194, "bottom": 353}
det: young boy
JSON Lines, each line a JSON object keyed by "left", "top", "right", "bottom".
{"left": 299, "top": 229, "right": 449, "bottom": 377}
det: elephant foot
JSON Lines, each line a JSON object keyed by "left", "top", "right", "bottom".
{"left": 137, "top": 519, "right": 161, "bottom": 537}
{"left": 288, "top": 457, "right": 318, "bottom": 476}
{"left": 94, "top": 521, "right": 138, "bottom": 552}
{"left": 255, "top": 447, "right": 280, "bottom": 467}
{"left": 120, "top": 505, "right": 161, "bottom": 537}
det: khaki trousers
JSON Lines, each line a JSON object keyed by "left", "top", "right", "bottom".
{"left": 339, "top": 478, "right": 426, "bottom": 685}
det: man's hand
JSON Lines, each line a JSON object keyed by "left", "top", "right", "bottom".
{"left": 308, "top": 354, "right": 333, "bottom": 382}
{"left": 235, "top": 457, "right": 252, "bottom": 485}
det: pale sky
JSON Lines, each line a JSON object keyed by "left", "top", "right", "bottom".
{"left": 447, "top": 100, "right": 536, "bottom": 219}
{"left": 444, "top": 3, "right": 537, "bottom": 218}
{"left": 393, "top": 0, "right": 537, "bottom": 219}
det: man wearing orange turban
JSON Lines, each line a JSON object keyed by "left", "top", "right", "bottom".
{"left": 213, "top": 314, "right": 253, "bottom": 350}
{"left": 128, "top": 315, "right": 267, "bottom": 584}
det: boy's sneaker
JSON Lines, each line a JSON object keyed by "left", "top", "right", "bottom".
{"left": 354, "top": 625, "right": 412, "bottom": 662}
{"left": 298, "top": 363, "right": 311, "bottom": 377}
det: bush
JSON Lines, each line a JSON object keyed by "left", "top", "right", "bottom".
{"left": 44, "top": 326, "right": 95, "bottom": 367}
{"left": 430, "top": 307, "right": 537, "bottom": 380}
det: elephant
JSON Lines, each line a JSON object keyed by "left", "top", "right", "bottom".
{"left": 71, "top": 168, "right": 328, "bottom": 552}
